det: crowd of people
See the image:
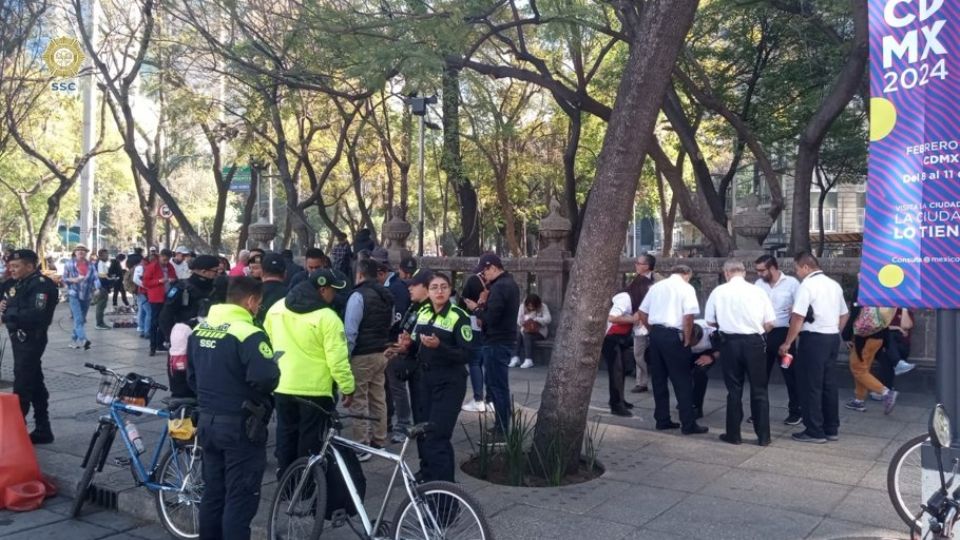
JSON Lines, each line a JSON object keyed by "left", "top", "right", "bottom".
{"left": 0, "top": 239, "right": 923, "bottom": 538}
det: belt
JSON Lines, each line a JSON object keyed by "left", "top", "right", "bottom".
{"left": 651, "top": 324, "right": 682, "bottom": 332}
{"left": 720, "top": 333, "right": 764, "bottom": 339}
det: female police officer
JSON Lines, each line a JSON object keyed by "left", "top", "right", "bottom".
{"left": 409, "top": 272, "right": 475, "bottom": 482}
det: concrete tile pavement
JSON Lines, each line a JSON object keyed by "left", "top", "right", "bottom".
{"left": 0, "top": 305, "right": 921, "bottom": 538}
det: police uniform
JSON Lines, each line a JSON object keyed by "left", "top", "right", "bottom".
{"left": 411, "top": 300, "right": 474, "bottom": 482}
{"left": 0, "top": 251, "right": 58, "bottom": 443}
{"left": 187, "top": 302, "right": 280, "bottom": 540}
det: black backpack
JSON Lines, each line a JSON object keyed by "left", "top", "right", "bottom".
{"left": 325, "top": 447, "right": 366, "bottom": 519}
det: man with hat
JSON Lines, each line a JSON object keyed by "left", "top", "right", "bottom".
{"left": 254, "top": 253, "right": 287, "bottom": 326}
{"left": 172, "top": 246, "right": 192, "bottom": 280}
{"left": 465, "top": 252, "right": 520, "bottom": 439}
{"left": 62, "top": 244, "right": 101, "bottom": 350}
{"left": 0, "top": 249, "right": 60, "bottom": 443}
{"left": 263, "top": 269, "right": 356, "bottom": 476}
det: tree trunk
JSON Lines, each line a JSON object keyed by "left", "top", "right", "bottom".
{"left": 655, "top": 166, "right": 678, "bottom": 256}
{"left": 789, "top": 0, "right": 867, "bottom": 254}
{"left": 532, "top": 0, "right": 700, "bottom": 473}
{"left": 441, "top": 65, "right": 481, "bottom": 256}
{"left": 237, "top": 165, "right": 260, "bottom": 254}
{"left": 493, "top": 161, "right": 522, "bottom": 257}
{"left": 563, "top": 110, "right": 582, "bottom": 253}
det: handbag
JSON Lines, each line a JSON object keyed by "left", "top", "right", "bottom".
{"left": 522, "top": 319, "right": 541, "bottom": 334}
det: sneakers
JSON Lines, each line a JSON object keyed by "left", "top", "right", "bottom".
{"left": 29, "top": 429, "right": 54, "bottom": 445}
{"left": 631, "top": 385, "right": 648, "bottom": 393}
{"left": 844, "top": 399, "right": 867, "bottom": 412}
{"left": 868, "top": 392, "right": 884, "bottom": 401}
{"left": 391, "top": 431, "right": 406, "bottom": 444}
{"left": 792, "top": 432, "right": 827, "bottom": 444}
{"left": 95, "top": 324, "right": 111, "bottom": 330}
{"left": 520, "top": 359, "right": 534, "bottom": 369}
{"left": 783, "top": 414, "right": 803, "bottom": 426}
{"left": 69, "top": 341, "right": 79, "bottom": 349}
{"left": 508, "top": 357, "right": 521, "bottom": 368}
{"left": 356, "top": 452, "right": 372, "bottom": 463}
{"left": 895, "top": 360, "right": 916, "bottom": 376}
{"left": 883, "top": 390, "right": 899, "bottom": 415}
{"left": 461, "top": 400, "right": 487, "bottom": 413}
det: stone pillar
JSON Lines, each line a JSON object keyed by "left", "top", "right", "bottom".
{"left": 732, "top": 194, "right": 773, "bottom": 259}
{"left": 247, "top": 210, "right": 277, "bottom": 250}
{"left": 535, "top": 200, "right": 571, "bottom": 339}
{"left": 382, "top": 206, "right": 413, "bottom": 266}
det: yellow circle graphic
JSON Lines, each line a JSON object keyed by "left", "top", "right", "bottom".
{"left": 878, "top": 264, "right": 905, "bottom": 288}
{"left": 42, "top": 37, "right": 85, "bottom": 78}
{"left": 870, "top": 97, "right": 897, "bottom": 142}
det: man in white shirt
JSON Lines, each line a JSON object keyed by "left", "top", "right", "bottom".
{"left": 631, "top": 254, "right": 656, "bottom": 394}
{"left": 779, "top": 252, "right": 850, "bottom": 444}
{"left": 705, "top": 259, "right": 776, "bottom": 446}
{"left": 93, "top": 249, "right": 113, "bottom": 330}
{"left": 172, "top": 247, "right": 192, "bottom": 280}
{"left": 638, "top": 265, "right": 708, "bottom": 435}
{"left": 755, "top": 255, "right": 803, "bottom": 426}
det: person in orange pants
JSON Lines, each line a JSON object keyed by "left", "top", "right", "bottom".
{"left": 845, "top": 332, "right": 897, "bottom": 414}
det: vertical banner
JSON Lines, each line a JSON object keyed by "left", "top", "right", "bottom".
{"left": 861, "top": 0, "right": 960, "bottom": 308}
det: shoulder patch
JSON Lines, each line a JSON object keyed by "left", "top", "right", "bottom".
{"left": 166, "top": 287, "right": 179, "bottom": 299}
{"left": 258, "top": 341, "right": 273, "bottom": 359}
{"left": 461, "top": 325, "right": 473, "bottom": 342}
{"left": 36, "top": 293, "right": 47, "bottom": 310}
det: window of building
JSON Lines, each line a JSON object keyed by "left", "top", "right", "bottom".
{"left": 809, "top": 191, "right": 838, "bottom": 232}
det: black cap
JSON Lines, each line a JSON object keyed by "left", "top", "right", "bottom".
{"left": 309, "top": 269, "right": 347, "bottom": 290}
{"left": 189, "top": 255, "right": 220, "bottom": 271}
{"left": 407, "top": 269, "right": 434, "bottom": 288}
{"left": 399, "top": 256, "right": 417, "bottom": 275}
{"left": 371, "top": 247, "right": 390, "bottom": 270}
{"left": 262, "top": 253, "right": 286, "bottom": 275}
{"left": 9, "top": 249, "right": 39, "bottom": 265}
{"left": 472, "top": 252, "right": 503, "bottom": 274}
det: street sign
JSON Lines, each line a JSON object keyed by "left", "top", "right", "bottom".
{"left": 225, "top": 165, "right": 252, "bottom": 192}
{"left": 158, "top": 204, "right": 173, "bottom": 220}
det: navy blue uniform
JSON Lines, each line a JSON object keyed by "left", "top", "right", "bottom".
{"left": 187, "top": 303, "right": 279, "bottom": 540}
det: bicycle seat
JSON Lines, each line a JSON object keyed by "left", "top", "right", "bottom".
{"left": 401, "top": 422, "right": 435, "bottom": 439}
{"left": 162, "top": 397, "right": 198, "bottom": 409}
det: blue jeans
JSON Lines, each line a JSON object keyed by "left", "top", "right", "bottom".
{"left": 68, "top": 295, "right": 91, "bottom": 342}
{"left": 482, "top": 344, "right": 513, "bottom": 433}
{"left": 137, "top": 294, "right": 150, "bottom": 334}
{"left": 468, "top": 346, "right": 486, "bottom": 402}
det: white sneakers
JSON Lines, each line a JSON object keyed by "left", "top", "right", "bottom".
{"left": 509, "top": 357, "right": 535, "bottom": 368}
{"left": 894, "top": 360, "right": 916, "bottom": 376}
{"left": 462, "top": 400, "right": 487, "bottom": 413}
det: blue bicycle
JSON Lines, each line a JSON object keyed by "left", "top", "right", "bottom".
{"left": 70, "top": 363, "right": 204, "bottom": 539}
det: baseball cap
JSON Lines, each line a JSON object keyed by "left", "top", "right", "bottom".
{"left": 407, "top": 269, "right": 434, "bottom": 288}
{"left": 399, "top": 256, "right": 417, "bottom": 275}
{"left": 189, "top": 254, "right": 219, "bottom": 271}
{"left": 262, "top": 253, "right": 286, "bottom": 275}
{"left": 471, "top": 252, "right": 503, "bottom": 274}
{"left": 175, "top": 246, "right": 190, "bottom": 255}
{"left": 371, "top": 247, "right": 390, "bottom": 270}
{"left": 149, "top": 246, "right": 158, "bottom": 253}
{"left": 309, "top": 269, "right": 347, "bottom": 290}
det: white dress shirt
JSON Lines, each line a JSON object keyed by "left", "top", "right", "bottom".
{"left": 704, "top": 275, "right": 776, "bottom": 334}
{"left": 639, "top": 274, "right": 700, "bottom": 329}
{"left": 792, "top": 271, "right": 849, "bottom": 334}
{"left": 755, "top": 273, "right": 800, "bottom": 328}
{"left": 691, "top": 320, "right": 716, "bottom": 354}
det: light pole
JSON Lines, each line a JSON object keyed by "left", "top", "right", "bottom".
{"left": 408, "top": 95, "right": 437, "bottom": 257}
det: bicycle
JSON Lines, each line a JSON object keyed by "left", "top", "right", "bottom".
{"left": 268, "top": 399, "right": 493, "bottom": 540}
{"left": 889, "top": 433, "right": 929, "bottom": 528}
{"left": 70, "top": 363, "right": 204, "bottom": 540}
{"left": 905, "top": 404, "right": 960, "bottom": 539}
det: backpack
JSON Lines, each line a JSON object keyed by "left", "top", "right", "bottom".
{"left": 853, "top": 307, "right": 895, "bottom": 337}
{"left": 325, "top": 447, "right": 366, "bottom": 519}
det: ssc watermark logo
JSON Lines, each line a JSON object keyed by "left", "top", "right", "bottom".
{"left": 42, "top": 37, "right": 84, "bottom": 92}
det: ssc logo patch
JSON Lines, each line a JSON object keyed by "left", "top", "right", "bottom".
{"left": 259, "top": 341, "right": 273, "bottom": 359}
{"left": 461, "top": 326, "right": 473, "bottom": 341}
{"left": 36, "top": 293, "right": 46, "bottom": 310}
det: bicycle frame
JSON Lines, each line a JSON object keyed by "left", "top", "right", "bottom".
{"left": 292, "top": 430, "right": 435, "bottom": 539}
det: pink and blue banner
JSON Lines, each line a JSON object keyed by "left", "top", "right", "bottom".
{"left": 861, "top": 0, "right": 960, "bottom": 308}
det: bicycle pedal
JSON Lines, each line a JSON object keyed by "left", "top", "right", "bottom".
{"left": 114, "top": 457, "right": 131, "bottom": 467}
{"left": 330, "top": 509, "right": 348, "bottom": 528}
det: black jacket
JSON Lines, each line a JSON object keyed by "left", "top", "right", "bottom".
{"left": 255, "top": 280, "right": 288, "bottom": 326}
{"left": 351, "top": 281, "right": 394, "bottom": 355}
{"left": 1, "top": 271, "right": 58, "bottom": 335}
{"left": 475, "top": 272, "right": 520, "bottom": 345}
{"left": 159, "top": 274, "right": 216, "bottom": 339}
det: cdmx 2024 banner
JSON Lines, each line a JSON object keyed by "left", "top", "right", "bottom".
{"left": 861, "top": 0, "right": 960, "bottom": 308}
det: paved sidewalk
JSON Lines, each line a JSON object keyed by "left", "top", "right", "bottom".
{"left": 0, "top": 305, "right": 925, "bottom": 539}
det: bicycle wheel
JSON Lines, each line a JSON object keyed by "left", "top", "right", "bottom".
{"left": 154, "top": 442, "right": 204, "bottom": 539}
{"left": 391, "top": 481, "right": 492, "bottom": 540}
{"left": 268, "top": 457, "right": 327, "bottom": 540}
{"left": 70, "top": 423, "right": 114, "bottom": 517}
{"left": 888, "top": 433, "right": 928, "bottom": 528}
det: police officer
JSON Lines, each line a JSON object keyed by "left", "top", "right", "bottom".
{"left": 704, "top": 259, "right": 776, "bottom": 446}
{"left": 0, "top": 250, "right": 59, "bottom": 444}
{"left": 410, "top": 272, "right": 474, "bottom": 482}
{"left": 187, "top": 277, "right": 280, "bottom": 540}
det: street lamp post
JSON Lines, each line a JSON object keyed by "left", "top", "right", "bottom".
{"left": 408, "top": 95, "right": 437, "bottom": 257}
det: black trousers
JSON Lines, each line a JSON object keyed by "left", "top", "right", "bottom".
{"left": 417, "top": 367, "right": 467, "bottom": 483}
{"left": 198, "top": 414, "right": 266, "bottom": 540}
{"left": 648, "top": 326, "right": 696, "bottom": 429}
{"left": 877, "top": 331, "right": 909, "bottom": 389}
{"left": 149, "top": 302, "right": 164, "bottom": 352}
{"left": 407, "top": 369, "right": 427, "bottom": 474}
{"left": 12, "top": 335, "right": 50, "bottom": 426}
{"left": 765, "top": 327, "right": 801, "bottom": 417}
{"left": 112, "top": 280, "right": 129, "bottom": 306}
{"left": 795, "top": 332, "right": 841, "bottom": 439}
{"left": 690, "top": 353, "right": 713, "bottom": 413}
{"left": 602, "top": 333, "right": 633, "bottom": 409}
{"left": 719, "top": 334, "right": 770, "bottom": 441}
{"left": 274, "top": 393, "right": 334, "bottom": 477}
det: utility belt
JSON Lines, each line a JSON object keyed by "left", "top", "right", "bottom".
{"left": 712, "top": 331, "right": 764, "bottom": 348}
{"left": 7, "top": 327, "right": 47, "bottom": 343}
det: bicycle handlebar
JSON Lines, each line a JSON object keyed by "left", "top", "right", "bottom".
{"left": 84, "top": 362, "right": 168, "bottom": 391}
{"left": 294, "top": 397, "right": 378, "bottom": 422}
